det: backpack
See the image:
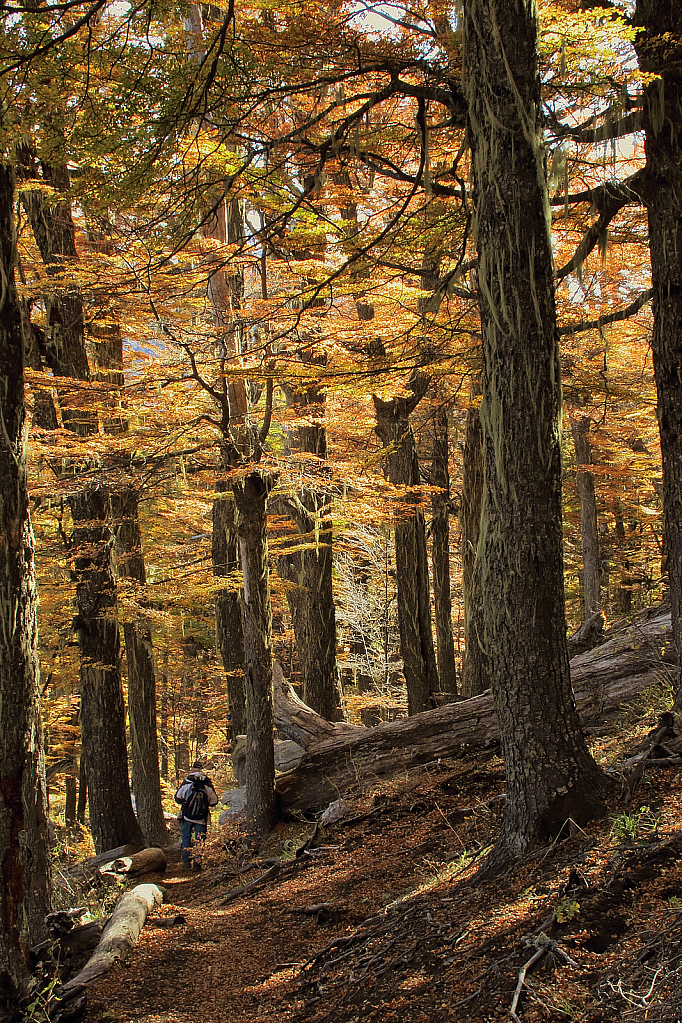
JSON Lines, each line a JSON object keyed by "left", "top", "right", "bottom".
{"left": 182, "top": 777, "right": 209, "bottom": 821}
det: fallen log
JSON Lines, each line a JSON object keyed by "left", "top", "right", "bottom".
{"left": 109, "top": 847, "right": 167, "bottom": 877}
{"left": 274, "top": 603, "right": 677, "bottom": 813}
{"left": 51, "top": 883, "right": 163, "bottom": 1015}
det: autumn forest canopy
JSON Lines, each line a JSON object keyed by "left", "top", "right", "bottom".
{"left": 2, "top": 0, "right": 682, "bottom": 1012}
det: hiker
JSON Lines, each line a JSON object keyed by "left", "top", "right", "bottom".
{"left": 174, "top": 761, "right": 219, "bottom": 870}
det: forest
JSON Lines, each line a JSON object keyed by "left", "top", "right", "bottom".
{"left": 1, "top": 0, "right": 682, "bottom": 1018}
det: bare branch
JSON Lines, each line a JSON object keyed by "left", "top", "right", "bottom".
{"left": 559, "top": 289, "right": 653, "bottom": 336}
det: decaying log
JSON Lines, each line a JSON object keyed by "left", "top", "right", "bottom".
{"left": 51, "top": 883, "right": 163, "bottom": 1012}
{"left": 31, "top": 919, "right": 107, "bottom": 975}
{"left": 110, "top": 847, "right": 167, "bottom": 877}
{"left": 44, "top": 908, "right": 87, "bottom": 937}
{"left": 275, "top": 603, "right": 677, "bottom": 813}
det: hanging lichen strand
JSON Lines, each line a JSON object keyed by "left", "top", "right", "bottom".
{"left": 463, "top": 0, "right": 608, "bottom": 868}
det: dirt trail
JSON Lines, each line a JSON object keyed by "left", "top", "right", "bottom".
{"left": 85, "top": 764, "right": 467, "bottom": 1023}
{"left": 83, "top": 732, "right": 682, "bottom": 1023}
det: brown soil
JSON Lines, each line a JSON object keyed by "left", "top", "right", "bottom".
{"left": 83, "top": 715, "right": 682, "bottom": 1023}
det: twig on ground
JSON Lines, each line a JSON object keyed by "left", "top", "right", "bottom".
{"left": 221, "top": 862, "right": 280, "bottom": 904}
{"left": 509, "top": 947, "right": 547, "bottom": 1022}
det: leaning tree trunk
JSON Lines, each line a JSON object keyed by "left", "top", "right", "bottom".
{"left": 213, "top": 483, "right": 247, "bottom": 735}
{"left": 70, "top": 486, "right": 144, "bottom": 854}
{"left": 233, "top": 472, "right": 277, "bottom": 838}
{"left": 430, "top": 408, "right": 458, "bottom": 701}
{"left": 571, "top": 416, "right": 601, "bottom": 618}
{"left": 112, "top": 488, "right": 168, "bottom": 848}
{"left": 463, "top": 0, "right": 608, "bottom": 868}
{"left": 0, "top": 162, "right": 52, "bottom": 1015}
{"left": 373, "top": 377, "right": 439, "bottom": 715}
{"left": 460, "top": 396, "right": 489, "bottom": 697}
{"left": 634, "top": 0, "right": 682, "bottom": 706}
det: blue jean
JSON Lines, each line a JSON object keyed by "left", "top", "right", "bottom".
{"left": 181, "top": 818, "right": 207, "bottom": 865}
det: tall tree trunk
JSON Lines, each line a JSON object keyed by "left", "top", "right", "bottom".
{"left": 613, "top": 499, "right": 634, "bottom": 614}
{"left": 276, "top": 510, "right": 341, "bottom": 720}
{"left": 373, "top": 376, "right": 439, "bottom": 715}
{"left": 159, "top": 671, "right": 169, "bottom": 780}
{"left": 430, "top": 410, "right": 458, "bottom": 701}
{"left": 634, "top": 0, "right": 682, "bottom": 706}
{"left": 64, "top": 709, "right": 79, "bottom": 827}
{"left": 275, "top": 384, "right": 342, "bottom": 721}
{"left": 112, "top": 488, "right": 168, "bottom": 847}
{"left": 77, "top": 750, "right": 87, "bottom": 824}
{"left": 69, "top": 486, "right": 144, "bottom": 854}
{"left": 213, "top": 484, "right": 247, "bottom": 735}
{"left": 463, "top": 0, "right": 607, "bottom": 868}
{"left": 19, "top": 299, "right": 58, "bottom": 431}
{"left": 208, "top": 190, "right": 249, "bottom": 732}
{"left": 233, "top": 472, "right": 277, "bottom": 838}
{"left": 460, "top": 397, "right": 489, "bottom": 697}
{"left": 0, "top": 162, "right": 52, "bottom": 1013}
{"left": 23, "top": 159, "right": 142, "bottom": 853}
{"left": 571, "top": 416, "right": 601, "bottom": 617}
{"left": 19, "top": 160, "right": 95, "bottom": 436}
{"left": 277, "top": 366, "right": 343, "bottom": 721}
{"left": 186, "top": 7, "right": 249, "bottom": 734}
{"left": 90, "top": 284, "right": 167, "bottom": 847}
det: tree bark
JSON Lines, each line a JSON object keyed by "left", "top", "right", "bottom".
{"left": 233, "top": 472, "right": 277, "bottom": 838}
{"left": 373, "top": 375, "right": 439, "bottom": 714}
{"left": 634, "top": 0, "right": 682, "bottom": 706}
{"left": 213, "top": 484, "right": 247, "bottom": 735}
{"left": 274, "top": 604, "right": 675, "bottom": 813}
{"left": 571, "top": 416, "right": 601, "bottom": 617}
{"left": 0, "top": 161, "right": 52, "bottom": 1014}
{"left": 460, "top": 397, "right": 489, "bottom": 697}
{"left": 463, "top": 0, "right": 608, "bottom": 867}
{"left": 69, "top": 486, "right": 144, "bottom": 854}
{"left": 430, "top": 410, "right": 458, "bottom": 701}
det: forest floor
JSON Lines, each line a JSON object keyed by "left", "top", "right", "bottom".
{"left": 79, "top": 684, "right": 682, "bottom": 1023}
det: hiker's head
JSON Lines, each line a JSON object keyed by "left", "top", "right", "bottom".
{"left": 192, "top": 759, "right": 204, "bottom": 771}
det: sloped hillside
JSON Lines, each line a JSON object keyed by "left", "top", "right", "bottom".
{"left": 80, "top": 683, "right": 682, "bottom": 1023}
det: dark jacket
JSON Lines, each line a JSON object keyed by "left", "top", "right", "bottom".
{"left": 174, "top": 771, "right": 219, "bottom": 823}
